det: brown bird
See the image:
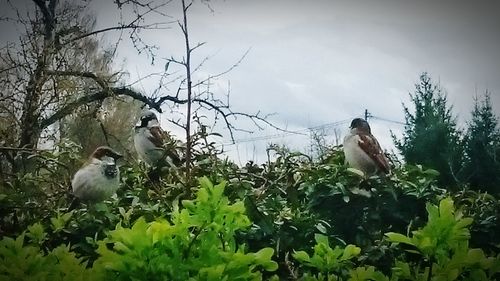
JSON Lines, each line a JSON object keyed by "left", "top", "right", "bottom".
{"left": 133, "top": 110, "right": 180, "bottom": 167}
{"left": 134, "top": 110, "right": 166, "bottom": 166}
{"left": 343, "top": 118, "right": 390, "bottom": 176}
{"left": 71, "top": 146, "right": 122, "bottom": 202}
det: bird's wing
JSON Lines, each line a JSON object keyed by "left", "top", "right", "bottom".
{"left": 357, "top": 133, "right": 391, "bottom": 174}
{"left": 71, "top": 167, "right": 93, "bottom": 195}
{"left": 147, "top": 126, "right": 165, "bottom": 148}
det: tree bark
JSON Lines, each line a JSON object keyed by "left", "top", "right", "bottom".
{"left": 181, "top": 0, "right": 193, "bottom": 180}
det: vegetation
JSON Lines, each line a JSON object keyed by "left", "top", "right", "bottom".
{"left": 394, "top": 74, "right": 500, "bottom": 193}
{"left": 463, "top": 93, "right": 500, "bottom": 193}
{"left": 1, "top": 136, "right": 500, "bottom": 280}
{"left": 393, "top": 73, "right": 464, "bottom": 187}
{"left": 1, "top": 0, "right": 499, "bottom": 280}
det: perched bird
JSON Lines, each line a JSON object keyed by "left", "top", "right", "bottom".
{"left": 134, "top": 110, "right": 168, "bottom": 166}
{"left": 71, "top": 146, "right": 123, "bottom": 202}
{"left": 343, "top": 118, "right": 390, "bottom": 176}
{"left": 134, "top": 110, "right": 180, "bottom": 167}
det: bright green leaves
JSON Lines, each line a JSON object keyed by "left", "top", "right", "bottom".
{"left": 0, "top": 234, "right": 45, "bottom": 281}
{"left": 50, "top": 211, "right": 74, "bottom": 233}
{"left": 95, "top": 217, "right": 154, "bottom": 274}
{"left": 0, "top": 233, "right": 96, "bottom": 281}
{"left": 386, "top": 197, "right": 472, "bottom": 261}
{"left": 182, "top": 177, "right": 251, "bottom": 244}
{"left": 26, "top": 222, "right": 47, "bottom": 245}
{"left": 94, "top": 177, "right": 277, "bottom": 280}
{"left": 253, "top": 248, "right": 279, "bottom": 271}
{"left": 387, "top": 197, "right": 500, "bottom": 280}
{"left": 293, "top": 234, "right": 369, "bottom": 280}
{"left": 0, "top": 177, "right": 277, "bottom": 281}
{"left": 422, "top": 198, "right": 473, "bottom": 257}
{"left": 292, "top": 198, "right": 500, "bottom": 281}
{"left": 348, "top": 266, "right": 389, "bottom": 281}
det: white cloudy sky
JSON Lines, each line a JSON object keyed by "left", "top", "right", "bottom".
{"left": 2, "top": 0, "right": 500, "bottom": 164}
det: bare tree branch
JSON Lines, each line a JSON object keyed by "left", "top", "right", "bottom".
{"left": 40, "top": 87, "right": 162, "bottom": 129}
{"left": 32, "top": 0, "right": 56, "bottom": 41}
{"left": 62, "top": 22, "right": 172, "bottom": 45}
{"left": 45, "top": 69, "right": 109, "bottom": 88}
{"left": 191, "top": 48, "right": 251, "bottom": 89}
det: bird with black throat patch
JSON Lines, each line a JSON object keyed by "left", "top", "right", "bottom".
{"left": 133, "top": 110, "right": 180, "bottom": 168}
{"left": 343, "top": 118, "right": 391, "bottom": 176}
{"left": 71, "top": 146, "right": 123, "bottom": 203}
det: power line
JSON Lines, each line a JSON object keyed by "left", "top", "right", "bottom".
{"left": 370, "top": 116, "right": 406, "bottom": 125}
{"left": 308, "top": 119, "right": 351, "bottom": 131}
{"left": 217, "top": 113, "right": 404, "bottom": 148}
{"left": 219, "top": 119, "right": 351, "bottom": 146}
{"left": 364, "top": 108, "right": 405, "bottom": 125}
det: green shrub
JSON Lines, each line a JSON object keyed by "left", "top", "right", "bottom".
{"left": 1, "top": 141, "right": 499, "bottom": 280}
{"left": 386, "top": 197, "right": 500, "bottom": 280}
{"left": 94, "top": 177, "right": 278, "bottom": 280}
{"left": 292, "top": 234, "right": 388, "bottom": 281}
{"left": 0, "top": 232, "right": 99, "bottom": 281}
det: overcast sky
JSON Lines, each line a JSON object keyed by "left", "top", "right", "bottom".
{"left": 2, "top": 0, "right": 500, "bottom": 164}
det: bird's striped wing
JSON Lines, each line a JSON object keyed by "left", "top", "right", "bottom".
{"left": 147, "top": 126, "right": 165, "bottom": 148}
{"left": 357, "top": 133, "right": 391, "bottom": 174}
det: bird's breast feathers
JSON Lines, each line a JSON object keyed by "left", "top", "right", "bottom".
{"left": 135, "top": 126, "right": 164, "bottom": 148}
{"left": 344, "top": 132, "right": 390, "bottom": 174}
{"left": 344, "top": 134, "right": 377, "bottom": 166}
{"left": 72, "top": 162, "right": 120, "bottom": 201}
{"left": 134, "top": 127, "right": 166, "bottom": 165}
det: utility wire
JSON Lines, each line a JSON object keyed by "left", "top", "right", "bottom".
{"left": 370, "top": 115, "right": 406, "bottom": 125}
{"left": 218, "top": 114, "right": 404, "bottom": 148}
{"left": 219, "top": 119, "right": 351, "bottom": 146}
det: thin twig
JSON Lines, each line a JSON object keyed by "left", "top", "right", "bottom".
{"left": 183, "top": 222, "right": 207, "bottom": 259}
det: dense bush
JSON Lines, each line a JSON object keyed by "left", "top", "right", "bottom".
{"left": 0, "top": 140, "right": 499, "bottom": 280}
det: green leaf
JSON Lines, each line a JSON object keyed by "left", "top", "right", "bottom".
{"left": 314, "top": 234, "right": 329, "bottom": 247}
{"left": 199, "top": 176, "right": 214, "bottom": 190}
{"left": 293, "top": 251, "right": 311, "bottom": 263}
{"left": 198, "top": 188, "right": 209, "bottom": 203}
{"left": 26, "top": 223, "right": 46, "bottom": 244}
{"left": 254, "top": 247, "right": 274, "bottom": 262}
{"left": 385, "top": 232, "right": 414, "bottom": 246}
{"left": 349, "top": 266, "right": 389, "bottom": 281}
{"left": 341, "top": 244, "right": 361, "bottom": 260}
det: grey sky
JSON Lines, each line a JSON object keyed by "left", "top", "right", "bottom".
{"left": 2, "top": 0, "right": 500, "bottom": 164}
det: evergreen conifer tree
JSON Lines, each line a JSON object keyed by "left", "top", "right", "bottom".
{"left": 393, "top": 73, "right": 464, "bottom": 187}
{"left": 464, "top": 93, "right": 500, "bottom": 193}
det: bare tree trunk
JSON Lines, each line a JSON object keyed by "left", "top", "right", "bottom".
{"left": 181, "top": 0, "right": 193, "bottom": 180}
{"left": 15, "top": 0, "right": 57, "bottom": 172}
{"left": 19, "top": 0, "right": 58, "bottom": 150}
{"left": 20, "top": 58, "right": 45, "bottom": 149}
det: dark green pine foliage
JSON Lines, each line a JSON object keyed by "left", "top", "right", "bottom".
{"left": 393, "top": 73, "right": 464, "bottom": 188}
{"left": 464, "top": 93, "right": 500, "bottom": 194}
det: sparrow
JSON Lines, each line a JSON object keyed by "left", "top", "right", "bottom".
{"left": 71, "top": 146, "right": 123, "bottom": 202}
{"left": 134, "top": 110, "right": 181, "bottom": 167}
{"left": 134, "top": 110, "right": 168, "bottom": 166}
{"left": 343, "top": 118, "right": 390, "bottom": 176}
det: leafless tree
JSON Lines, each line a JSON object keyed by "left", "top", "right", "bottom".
{"left": 0, "top": 0, "right": 170, "bottom": 172}
{"left": 1, "top": 0, "right": 285, "bottom": 180}
{"left": 158, "top": 0, "right": 283, "bottom": 178}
